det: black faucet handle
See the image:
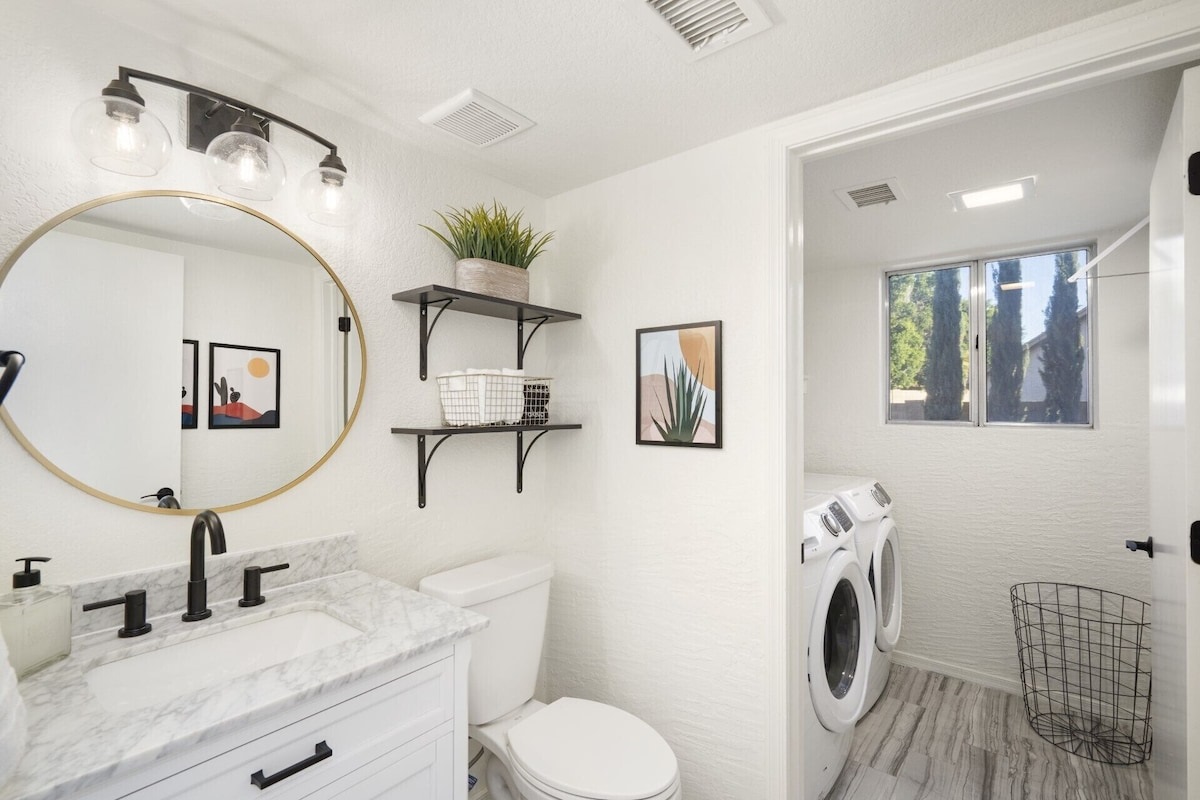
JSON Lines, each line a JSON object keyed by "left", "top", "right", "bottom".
{"left": 239, "top": 563, "right": 291, "bottom": 607}
{"left": 82, "top": 589, "right": 153, "bottom": 638}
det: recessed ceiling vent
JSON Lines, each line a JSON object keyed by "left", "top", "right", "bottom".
{"left": 419, "top": 89, "right": 534, "bottom": 148}
{"left": 627, "top": 0, "right": 774, "bottom": 59}
{"left": 835, "top": 178, "right": 905, "bottom": 210}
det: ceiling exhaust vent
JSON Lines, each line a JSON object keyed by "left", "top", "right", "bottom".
{"left": 419, "top": 89, "right": 534, "bottom": 147}
{"left": 835, "top": 179, "right": 905, "bottom": 210}
{"left": 626, "top": 0, "right": 774, "bottom": 59}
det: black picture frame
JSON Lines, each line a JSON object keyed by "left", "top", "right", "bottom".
{"left": 636, "top": 320, "right": 722, "bottom": 448}
{"left": 182, "top": 339, "right": 199, "bottom": 430}
{"left": 208, "top": 342, "right": 281, "bottom": 429}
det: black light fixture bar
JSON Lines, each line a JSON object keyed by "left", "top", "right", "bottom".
{"left": 117, "top": 66, "right": 339, "bottom": 155}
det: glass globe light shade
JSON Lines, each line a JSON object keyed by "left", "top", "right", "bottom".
{"left": 205, "top": 124, "right": 286, "bottom": 201}
{"left": 178, "top": 196, "right": 241, "bottom": 221}
{"left": 299, "top": 156, "right": 361, "bottom": 226}
{"left": 70, "top": 94, "right": 172, "bottom": 177}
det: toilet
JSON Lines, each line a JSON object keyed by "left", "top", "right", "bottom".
{"left": 419, "top": 554, "right": 682, "bottom": 800}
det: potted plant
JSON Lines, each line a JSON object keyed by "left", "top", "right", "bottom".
{"left": 421, "top": 201, "right": 554, "bottom": 303}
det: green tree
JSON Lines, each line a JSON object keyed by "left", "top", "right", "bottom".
{"left": 888, "top": 273, "right": 933, "bottom": 389}
{"left": 1040, "top": 252, "right": 1085, "bottom": 423}
{"left": 987, "top": 259, "right": 1025, "bottom": 421}
{"left": 923, "top": 267, "right": 964, "bottom": 420}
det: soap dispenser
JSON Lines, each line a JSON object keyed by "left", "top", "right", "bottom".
{"left": 0, "top": 557, "right": 72, "bottom": 678}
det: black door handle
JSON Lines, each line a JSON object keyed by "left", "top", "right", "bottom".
{"left": 1192, "top": 521, "right": 1200, "bottom": 565}
{"left": 250, "top": 741, "right": 332, "bottom": 789}
{"left": 1125, "top": 537, "right": 1153, "bottom": 558}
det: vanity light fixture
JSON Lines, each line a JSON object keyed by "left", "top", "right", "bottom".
{"left": 72, "top": 67, "right": 361, "bottom": 225}
{"left": 948, "top": 176, "right": 1036, "bottom": 211}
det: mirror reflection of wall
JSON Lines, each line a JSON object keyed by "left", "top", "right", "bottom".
{"left": 0, "top": 193, "right": 364, "bottom": 512}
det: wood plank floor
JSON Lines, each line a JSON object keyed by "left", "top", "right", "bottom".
{"left": 825, "top": 664, "right": 1153, "bottom": 800}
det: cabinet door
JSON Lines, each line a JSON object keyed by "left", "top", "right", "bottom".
{"left": 309, "top": 732, "right": 453, "bottom": 799}
{"left": 118, "top": 659, "right": 452, "bottom": 799}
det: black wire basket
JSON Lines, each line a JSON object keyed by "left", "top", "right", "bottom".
{"left": 1010, "top": 582, "right": 1152, "bottom": 764}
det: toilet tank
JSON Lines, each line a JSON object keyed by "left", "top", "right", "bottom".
{"left": 419, "top": 554, "right": 553, "bottom": 725}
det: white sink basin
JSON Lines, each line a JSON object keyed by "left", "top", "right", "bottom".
{"left": 85, "top": 608, "right": 363, "bottom": 713}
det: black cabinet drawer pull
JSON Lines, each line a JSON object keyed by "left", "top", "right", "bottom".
{"left": 250, "top": 741, "right": 333, "bottom": 790}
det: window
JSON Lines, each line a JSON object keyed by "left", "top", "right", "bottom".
{"left": 886, "top": 246, "right": 1092, "bottom": 426}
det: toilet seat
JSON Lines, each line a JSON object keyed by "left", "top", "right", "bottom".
{"left": 512, "top": 761, "right": 681, "bottom": 800}
{"left": 506, "top": 698, "right": 679, "bottom": 800}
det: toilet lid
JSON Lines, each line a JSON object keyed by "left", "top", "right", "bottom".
{"left": 507, "top": 698, "right": 678, "bottom": 800}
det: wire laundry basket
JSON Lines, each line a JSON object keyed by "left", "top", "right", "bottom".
{"left": 1010, "top": 582, "right": 1151, "bottom": 764}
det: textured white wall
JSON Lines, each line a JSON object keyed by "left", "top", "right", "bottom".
{"left": 541, "top": 131, "right": 779, "bottom": 800}
{"left": 0, "top": 5, "right": 552, "bottom": 589}
{"left": 803, "top": 224, "right": 1152, "bottom": 690}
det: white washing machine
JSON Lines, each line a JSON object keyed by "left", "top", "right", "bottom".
{"left": 806, "top": 473, "right": 903, "bottom": 715}
{"left": 802, "top": 490, "right": 876, "bottom": 800}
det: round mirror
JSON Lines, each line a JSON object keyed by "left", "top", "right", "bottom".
{"left": 0, "top": 191, "right": 365, "bottom": 513}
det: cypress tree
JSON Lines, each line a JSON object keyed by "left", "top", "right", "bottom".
{"left": 1040, "top": 252, "right": 1085, "bottom": 423}
{"left": 987, "top": 259, "right": 1025, "bottom": 421}
{"left": 923, "top": 267, "right": 964, "bottom": 420}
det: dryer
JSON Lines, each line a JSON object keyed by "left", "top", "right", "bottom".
{"left": 806, "top": 473, "right": 903, "bottom": 715}
{"left": 802, "top": 490, "right": 876, "bottom": 800}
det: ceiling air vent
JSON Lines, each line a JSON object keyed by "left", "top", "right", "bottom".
{"left": 835, "top": 178, "right": 905, "bottom": 210}
{"left": 626, "top": 0, "right": 774, "bottom": 60}
{"left": 419, "top": 89, "right": 534, "bottom": 148}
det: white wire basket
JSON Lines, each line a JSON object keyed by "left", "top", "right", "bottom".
{"left": 437, "top": 371, "right": 553, "bottom": 427}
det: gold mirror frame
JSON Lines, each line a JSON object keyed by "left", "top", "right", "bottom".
{"left": 0, "top": 190, "right": 367, "bottom": 514}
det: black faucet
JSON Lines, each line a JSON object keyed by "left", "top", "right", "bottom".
{"left": 141, "top": 488, "right": 180, "bottom": 509}
{"left": 183, "top": 510, "right": 227, "bottom": 621}
{"left": 0, "top": 351, "right": 24, "bottom": 407}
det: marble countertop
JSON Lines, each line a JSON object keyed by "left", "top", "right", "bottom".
{"left": 0, "top": 570, "right": 488, "bottom": 800}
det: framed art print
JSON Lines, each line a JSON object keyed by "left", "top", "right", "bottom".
{"left": 636, "top": 320, "right": 722, "bottom": 447}
{"left": 182, "top": 339, "right": 198, "bottom": 429}
{"left": 209, "top": 342, "right": 280, "bottom": 429}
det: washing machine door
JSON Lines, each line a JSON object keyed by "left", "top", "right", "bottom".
{"left": 872, "top": 517, "right": 902, "bottom": 652}
{"left": 809, "top": 549, "right": 876, "bottom": 732}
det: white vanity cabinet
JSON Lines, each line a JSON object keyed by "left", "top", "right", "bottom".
{"left": 75, "top": 643, "right": 470, "bottom": 800}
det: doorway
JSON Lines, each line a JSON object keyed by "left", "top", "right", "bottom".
{"left": 770, "top": 10, "right": 1200, "bottom": 799}
{"left": 800, "top": 65, "right": 1178, "bottom": 799}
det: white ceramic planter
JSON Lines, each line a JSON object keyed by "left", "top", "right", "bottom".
{"left": 454, "top": 258, "right": 529, "bottom": 303}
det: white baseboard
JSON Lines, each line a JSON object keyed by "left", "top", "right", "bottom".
{"left": 889, "top": 650, "right": 1022, "bottom": 696}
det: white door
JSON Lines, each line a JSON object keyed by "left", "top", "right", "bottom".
{"left": 1148, "top": 65, "right": 1200, "bottom": 800}
{"left": 872, "top": 518, "right": 902, "bottom": 652}
{"left": 0, "top": 230, "right": 183, "bottom": 504}
{"left": 807, "top": 549, "right": 875, "bottom": 732}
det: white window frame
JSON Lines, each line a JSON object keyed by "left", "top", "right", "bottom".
{"left": 883, "top": 242, "right": 1096, "bottom": 428}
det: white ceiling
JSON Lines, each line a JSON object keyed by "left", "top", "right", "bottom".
{"left": 68, "top": 196, "right": 315, "bottom": 264}
{"left": 88, "top": 0, "right": 1158, "bottom": 197}
{"left": 803, "top": 66, "right": 1184, "bottom": 272}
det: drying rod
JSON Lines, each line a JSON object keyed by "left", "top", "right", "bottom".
{"left": 1068, "top": 216, "right": 1150, "bottom": 283}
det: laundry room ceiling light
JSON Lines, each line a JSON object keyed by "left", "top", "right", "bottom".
{"left": 948, "top": 176, "right": 1036, "bottom": 211}
{"left": 71, "top": 67, "right": 362, "bottom": 225}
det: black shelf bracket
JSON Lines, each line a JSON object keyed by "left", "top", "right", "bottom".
{"left": 416, "top": 433, "right": 454, "bottom": 508}
{"left": 393, "top": 423, "right": 581, "bottom": 507}
{"left": 419, "top": 298, "right": 456, "bottom": 381}
{"left": 517, "top": 316, "right": 550, "bottom": 371}
{"left": 516, "top": 429, "right": 551, "bottom": 493}
{"left": 394, "top": 286, "right": 580, "bottom": 381}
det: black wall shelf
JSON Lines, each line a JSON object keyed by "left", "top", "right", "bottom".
{"left": 392, "top": 285, "right": 581, "bottom": 380}
{"left": 391, "top": 424, "right": 582, "bottom": 508}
